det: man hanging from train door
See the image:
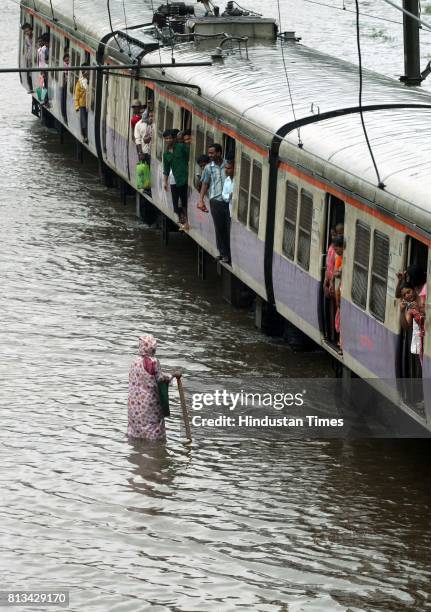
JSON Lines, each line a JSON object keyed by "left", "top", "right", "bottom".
{"left": 198, "top": 143, "right": 231, "bottom": 264}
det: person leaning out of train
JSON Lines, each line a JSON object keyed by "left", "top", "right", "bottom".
{"left": 399, "top": 282, "right": 425, "bottom": 365}
{"left": 195, "top": 154, "right": 210, "bottom": 192}
{"left": 74, "top": 64, "right": 90, "bottom": 144}
{"left": 332, "top": 235, "right": 345, "bottom": 348}
{"left": 134, "top": 111, "right": 154, "bottom": 164}
{"left": 183, "top": 129, "right": 192, "bottom": 146}
{"left": 199, "top": 144, "right": 232, "bottom": 263}
{"left": 163, "top": 129, "right": 190, "bottom": 229}
{"left": 21, "top": 23, "right": 33, "bottom": 92}
{"left": 37, "top": 33, "right": 49, "bottom": 69}
{"left": 130, "top": 99, "right": 144, "bottom": 138}
{"left": 323, "top": 223, "right": 344, "bottom": 298}
{"left": 222, "top": 159, "right": 235, "bottom": 217}
{"left": 395, "top": 264, "right": 427, "bottom": 309}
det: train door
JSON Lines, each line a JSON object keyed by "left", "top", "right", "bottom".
{"left": 398, "top": 236, "right": 427, "bottom": 403}
{"left": 102, "top": 73, "right": 109, "bottom": 155}
{"left": 321, "top": 194, "right": 345, "bottom": 347}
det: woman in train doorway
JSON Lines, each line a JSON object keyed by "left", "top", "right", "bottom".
{"left": 128, "top": 335, "right": 180, "bottom": 441}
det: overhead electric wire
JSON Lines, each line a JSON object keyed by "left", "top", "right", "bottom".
{"left": 354, "top": 0, "right": 384, "bottom": 189}
{"left": 107, "top": 0, "right": 122, "bottom": 50}
{"left": 276, "top": 0, "right": 302, "bottom": 147}
{"left": 379, "top": 0, "right": 431, "bottom": 31}
{"left": 121, "top": 0, "right": 132, "bottom": 56}
{"left": 303, "top": 0, "right": 412, "bottom": 27}
{"left": 149, "top": 0, "right": 164, "bottom": 70}
{"left": 72, "top": 0, "right": 77, "bottom": 30}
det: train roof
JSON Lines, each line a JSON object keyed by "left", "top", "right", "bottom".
{"left": 24, "top": 0, "right": 157, "bottom": 49}
{"left": 23, "top": 0, "right": 431, "bottom": 233}
{"left": 142, "top": 41, "right": 431, "bottom": 233}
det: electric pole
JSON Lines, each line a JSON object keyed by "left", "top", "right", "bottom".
{"left": 401, "top": 0, "right": 421, "bottom": 86}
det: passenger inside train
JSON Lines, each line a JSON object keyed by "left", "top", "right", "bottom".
{"left": 21, "top": 22, "right": 33, "bottom": 92}
{"left": 134, "top": 110, "right": 154, "bottom": 163}
{"left": 397, "top": 265, "right": 427, "bottom": 378}
{"left": 323, "top": 223, "right": 344, "bottom": 348}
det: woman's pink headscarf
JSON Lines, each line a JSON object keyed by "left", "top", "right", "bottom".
{"left": 138, "top": 334, "right": 157, "bottom": 356}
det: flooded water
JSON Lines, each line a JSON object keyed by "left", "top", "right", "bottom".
{"left": 2, "top": 1, "right": 431, "bottom": 610}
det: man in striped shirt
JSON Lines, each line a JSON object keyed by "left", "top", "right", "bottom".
{"left": 199, "top": 144, "right": 230, "bottom": 263}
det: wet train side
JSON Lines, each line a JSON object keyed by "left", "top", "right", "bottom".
{"left": 19, "top": 4, "right": 431, "bottom": 424}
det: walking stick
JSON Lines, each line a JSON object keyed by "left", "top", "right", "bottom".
{"left": 176, "top": 376, "right": 192, "bottom": 441}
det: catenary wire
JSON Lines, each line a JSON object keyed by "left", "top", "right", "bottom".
{"left": 379, "top": 0, "right": 431, "bottom": 31}
{"left": 303, "top": 0, "right": 403, "bottom": 26}
{"left": 354, "top": 0, "right": 384, "bottom": 189}
{"left": 107, "top": 0, "right": 122, "bottom": 50}
{"left": 121, "top": 0, "right": 132, "bottom": 56}
{"left": 276, "top": 0, "right": 302, "bottom": 147}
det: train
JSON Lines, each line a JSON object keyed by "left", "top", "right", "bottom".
{"left": 19, "top": 0, "right": 431, "bottom": 433}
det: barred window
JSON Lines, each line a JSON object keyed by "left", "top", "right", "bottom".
{"left": 352, "top": 221, "right": 371, "bottom": 309}
{"left": 282, "top": 182, "right": 298, "bottom": 260}
{"left": 297, "top": 190, "right": 313, "bottom": 271}
{"left": 370, "top": 231, "right": 390, "bottom": 322}
{"left": 238, "top": 154, "right": 251, "bottom": 225}
{"left": 165, "top": 106, "right": 174, "bottom": 131}
{"left": 249, "top": 161, "right": 262, "bottom": 233}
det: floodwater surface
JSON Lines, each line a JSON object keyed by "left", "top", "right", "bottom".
{"left": 1, "top": 2, "right": 431, "bottom": 611}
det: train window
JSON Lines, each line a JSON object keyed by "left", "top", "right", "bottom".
{"left": 249, "top": 161, "right": 262, "bottom": 233}
{"left": 145, "top": 86, "right": 154, "bottom": 108}
{"left": 223, "top": 134, "right": 236, "bottom": 161}
{"left": 370, "top": 231, "right": 390, "bottom": 322}
{"left": 205, "top": 131, "right": 214, "bottom": 152}
{"left": 181, "top": 108, "right": 192, "bottom": 131}
{"left": 297, "top": 190, "right": 313, "bottom": 271}
{"left": 282, "top": 182, "right": 298, "bottom": 261}
{"left": 165, "top": 106, "right": 174, "bottom": 131}
{"left": 195, "top": 126, "right": 205, "bottom": 161}
{"left": 238, "top": 153, "right": 251, "bottom": 225}
{"left": 352, "top": 221, "right": 371, "bottom": 309}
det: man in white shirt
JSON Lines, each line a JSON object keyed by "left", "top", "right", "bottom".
{"left": 134, "top": 111, "right": 154, "bottom": 163}
{"left": 219, "top": 159, "right": 235, "bottom": 264}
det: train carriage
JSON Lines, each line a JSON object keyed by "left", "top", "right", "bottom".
{"left": 19, "top": 0, "right": 431, "bottom": 431}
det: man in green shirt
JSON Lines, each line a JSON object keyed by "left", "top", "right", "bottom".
{"left": 163, "top": 130, "right": 190, "bottom": 227}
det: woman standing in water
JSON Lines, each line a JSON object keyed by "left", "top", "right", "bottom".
{"left": 128, "top": 335, "right": 179, "bottom": 441}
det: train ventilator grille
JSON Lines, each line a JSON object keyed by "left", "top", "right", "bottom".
{"left": 297, "top": 190, "right": 313, "bottom": 271}
{"left": 352, "top": 221, "right": 371, "bottom": 310}
{"left": 370, "top": 231, "right": 390, "bottom": 322}
{"left": 283, "top": 181, "right": 298, "bottom": 261}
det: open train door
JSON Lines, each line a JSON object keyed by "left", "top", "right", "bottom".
{"left": 397, "top": 236, "right": 427, "bottom": 407}
{"left": 320, "top": 193, "right": 345, "bottom": 349}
